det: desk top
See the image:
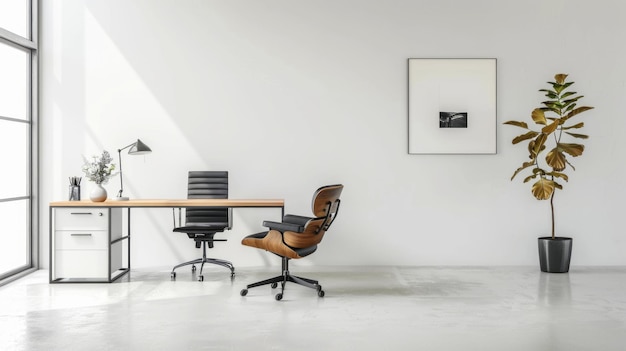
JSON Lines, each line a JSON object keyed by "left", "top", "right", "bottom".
{"left": 50, "top": 199, "right": 284, "bottom": 208}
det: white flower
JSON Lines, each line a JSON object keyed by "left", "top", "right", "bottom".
{"left": 82, "top": 150, "right": 117, "bottom": 185}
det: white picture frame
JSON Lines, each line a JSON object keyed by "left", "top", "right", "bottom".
{"left": 408, "top": 58, "right": 497, "bottom": 154}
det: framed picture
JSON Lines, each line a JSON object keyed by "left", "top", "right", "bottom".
{"left": 408, "top": 58, "right": 497, "bottom": 154}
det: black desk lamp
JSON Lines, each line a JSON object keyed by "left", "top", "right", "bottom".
{"left": 114, "top": 139, "right": 152, "bottom": 201}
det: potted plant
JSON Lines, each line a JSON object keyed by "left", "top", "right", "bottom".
{"left": 504, "top": 73, "right": 594, "bottom": 273}
{"left": 82, "top": 150, "right": 116, "bottom": 202}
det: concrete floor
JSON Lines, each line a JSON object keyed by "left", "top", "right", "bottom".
{"left": 1, "top": 266, "right": 626, "bottom": 351}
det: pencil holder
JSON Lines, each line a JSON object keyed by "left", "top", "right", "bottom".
{"left": 69, "top": 185, "right": 81, "bottom": 201}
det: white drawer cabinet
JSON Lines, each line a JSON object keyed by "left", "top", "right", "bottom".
{"left": 54, "top": 209, "right": 110, "bottom": 230}
{"left": 55, "top": 250, "right": 110, "bottom": 278}
{"left": 50, "top": 207, "right": 128, "bottom": 283}
{"left": 55, "top": 230, "right": 110, "bottom": 250}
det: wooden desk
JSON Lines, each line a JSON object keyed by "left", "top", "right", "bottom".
{"left": 49, "top": 199, "right": 284, "bottom": 283}
{"left": 50, "top": 199, "right": 285, "bottom": 208}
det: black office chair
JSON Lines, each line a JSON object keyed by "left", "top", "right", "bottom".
{"left": 171, "top": 171, "right": 234, "bottom": 281}
{"left": 240, "top": 184, "right": 343, "bottom": 300}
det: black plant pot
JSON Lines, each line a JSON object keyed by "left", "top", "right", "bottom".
{"left": 538, "top": 237, "right": 572, "bottom": 273}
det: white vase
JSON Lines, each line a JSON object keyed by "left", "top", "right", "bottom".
{"left": 89, "top": 183, "right": 107, "bottom": 202}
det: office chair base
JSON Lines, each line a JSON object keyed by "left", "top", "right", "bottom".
{"left": 170, "top": 241, "right": 235, "bottom": 281}
{"left": 240, "top": 258, "right": 324, "bottom": 300}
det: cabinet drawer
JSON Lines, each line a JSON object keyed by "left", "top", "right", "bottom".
{"left": 54, "top": 208, "right": 109, "bottom": 230}
{"left": 55, "top": 230, "right": 109, "bottom": 250}
{"left": 55, "top": 250, "right": 109, "bottom": 279}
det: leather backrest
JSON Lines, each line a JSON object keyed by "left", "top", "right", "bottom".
{"left": 186, "top": 171, "right": 229, "bottom": 226}
{"left": 283, "top": 184, "right": 343, "bottom": 248}
{"left": 311, "top": 184, "right": 343, "bottom": 218}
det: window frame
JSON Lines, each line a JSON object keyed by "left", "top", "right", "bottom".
{"left": 0, "top": 0, "right": 38, "bottom": 285}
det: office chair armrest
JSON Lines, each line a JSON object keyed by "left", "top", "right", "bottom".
{"left": 282, "top": 214, "right": 313, "bottom": 226}
{"left": 262, "top": 220, "right": 304, "bottom": 233}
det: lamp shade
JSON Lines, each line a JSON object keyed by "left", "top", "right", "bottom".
{"left": 114, "top": 138, "right": 152, "bottom": 201}
{"left": 128, "top": 139, "right": 152, "bottom": 155}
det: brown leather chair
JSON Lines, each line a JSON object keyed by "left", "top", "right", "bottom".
{"left": 239, "top": 184, "right": 343, "bottom": 300}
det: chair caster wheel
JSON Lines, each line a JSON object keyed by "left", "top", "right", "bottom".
{"left": 318, "top": 290, "right": 325, "bottom": 298}
{"left": 170, "top": 272, "right": 176, "bottom": 280}
{"left": 191, "top": 265, "right": 196, "bottom": 272}
{"left": 271, "top": 282, "right": 278, "bottom": 289}
{"left": 275, "top": 293, "right": 283, "bottom": 301}
{"left": 198, "top": 275, "right": 204, "bottom": 282}
{"left": 240, "top": 289, "right": 248, "bottom": 296}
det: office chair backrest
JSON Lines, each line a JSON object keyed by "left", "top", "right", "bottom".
{"left": 312, "top": 184, "right": 343, "bottom": 218}
{"left": 186, "top": 171, "right": 229, "bottom": 226}
{"left": 283, "top": 184, "right": 343, "bottom": 249}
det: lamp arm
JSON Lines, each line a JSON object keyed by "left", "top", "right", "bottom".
{"left": 118, "top": 142, "right": 136, "bottom": 152}
{"left": 114, "top": 140, "right": 150, "bottom": 200}
{"left": 116, "top": 141, "right": 138, "bottom": 198}
{"left": 117, "top": 148, "right": 125, "bottom": 198}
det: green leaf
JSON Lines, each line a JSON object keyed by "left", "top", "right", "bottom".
{"left": 542, "top": 101, "right": 564, "bottom": 110}
{"left": 540, "top": 107, "right": 561, "bottom": 115}
{"left": 540, "top": 90, "right": 558, "bottom": 99}
{"left": 553, "top": 81, "right": 574, "bottom": 94}
{"left": 564, "top": 96, "right": 582, "bottom": 104}
{"left": 539, "top": 88, "right": 557, "bottom": 95}
{"left": 561, "top": 91, "right": 577, "bottom": 99}
{"left": 563, "top": 96, "right": 583, "bottom": 109}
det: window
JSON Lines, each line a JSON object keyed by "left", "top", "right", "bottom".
{"left": 0, "top": 0, "right": 37, "bottom": 283}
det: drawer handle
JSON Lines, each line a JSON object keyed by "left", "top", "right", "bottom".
{"left": 70, "top": 233, "right": 93, "bottom": 237}
{"left": 70, "top": 212, "right": 93, "bottom": 215}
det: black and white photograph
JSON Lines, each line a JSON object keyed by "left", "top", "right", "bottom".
{"left": 439, "top": 112, "right": 468, "bottom": 128}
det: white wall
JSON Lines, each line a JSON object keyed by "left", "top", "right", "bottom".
{"left": 39, "top": 0, "right": 626, "bottom": 269}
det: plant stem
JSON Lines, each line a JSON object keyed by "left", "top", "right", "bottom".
{"left": 550, "top": 189, "right": 556, "bottom": 239}
{"left": 548, "top": 87, "right": 562, "bottom": 240}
